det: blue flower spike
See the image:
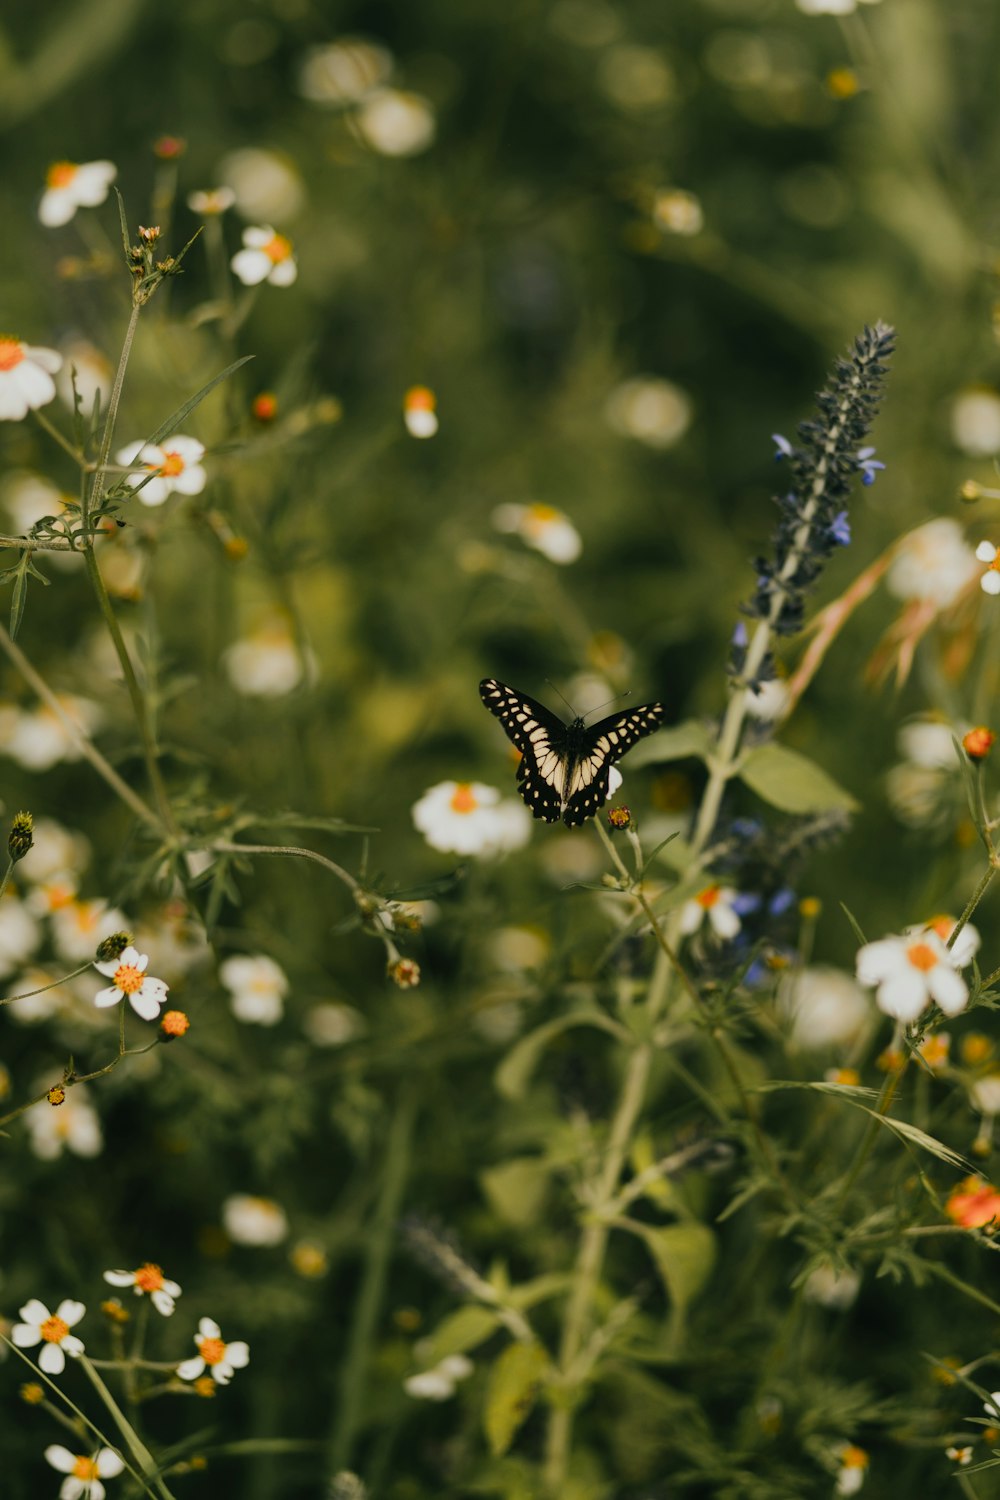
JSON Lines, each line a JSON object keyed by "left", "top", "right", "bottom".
{"left": 856, "top": 446, "right": 885, "bottom": 486}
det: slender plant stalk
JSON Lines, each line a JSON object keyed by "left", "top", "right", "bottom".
{"left": 84, "top": 300, "right": 142, "bottom": 529}
{"left": 80, "top": 1355, "right": 176, "bottom": 1500}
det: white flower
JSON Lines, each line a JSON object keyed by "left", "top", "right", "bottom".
{"left": 51, "top": 899, "right": 128, "bottom": 963}
{"left": 921, "top": 915, "right": 980, "bottom": 969}
{"left": 56, "top": 338, "right": 112, "bottom": 416}
{"left": 604, "top": 376, "right": 692, "bottom": 448}
{"left": 17, "top": 817, "right": 90, "bottom": 885}
{"left": 231, "top": 226, "right": 298, "bottom": 288}
{"left": 220, "top": 954, "right": 288, "bottom": 1026}
{"left": 356, "top": 88, "right": 436, "bottom": 156}
{"left": 116, "top": 436, "right": 206, "bottom": 507}
{"left": 652, "top": 187, "right": 703, "bottom": 236}
{"left": 103, "top": 1264, "right": 180, "bottom": 1317}
{"left": 186, "top": 187, "right": 236, "bottom": 215}
{"left": 302, "top": 1002, "right": 365, "bottom": 1047}
{"left": 222, "top": 1194, "right": 289, "bottom": 1246}
{"left": 176, "top": 1317, "right": 249, "bottom": 1385}
{"left": 976, "top": 540, "right": 1000, "bottom": 596}
{"left": 491, "top": 502, "right": 582, "bottom": 564}
{"left": 802, "top": 1263, "right": 861, "bottom": 1310}
{"left": 985, "top": 1392, "right": 1000, "bottom": 1421}
{"left": 0, "top": 895, "right": 41, "bottom": 978}
{"left": 970, "top": 1073, "right": 1000, "bottom": 1116}
{"left": 413, "top": 781, "right": 532, "bottom": 856}
{"left": 93, "top": 946, "right": 169, "bottom": 1022}
{"left": 223, "top": 620, "right": 312, "bottom": 696}
{"left": 0, "top": 338, "right": 63, "bottom": 421}
{"left": 25, "top": 1085, "right": 103, "bottom": 1160}
{"left": 951, "top": 387, "right": 1000, "bottom": 456}
{"left": 12, "top": 1298, "right": 85, "bottom": 1374}
{"left": 1, "top": 696, "right": 101, "bottom": 770}
{"left": 743, "top": 677, "right": 789, "bottom": 722}
{"left": 404, "top": 1354, "right": 473, "bottom": 1401}
{"left": 778, "top": 966, "right": 871, "bottom": 1050}
{"left": 679, "top": 884, "right": 742, "bottom": 941}
{"left": 897, "top": 719, "right": 959, "bottom": 770}
{"left": 856, "top": 930, "right": 968, "bottom": 1022}
{"left": 39, "top": 160, "right": 116, "bottom": 227}
{"left": 299, "top": 38, "right": 393, "bottom": 105}
{"left": 887, "top": 519, "right": 978, "bottom": 607}
{"left": 218, "top": 147, "right": 306, "bottom": 221}
{"left": 45, "top": 1444, "right": 124, "bottom": 1500}
{"left": 403, "top": 386, "right": 438, "bottom": 438}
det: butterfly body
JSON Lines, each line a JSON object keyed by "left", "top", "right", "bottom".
{"left": 479, "top": 678, "right": 665, "bottom": 826}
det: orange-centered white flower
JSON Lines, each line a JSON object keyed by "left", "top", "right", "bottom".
{"left": 39, "top": 159, "right": 116, "bottom": 227}
{"left": 231, "top": 224, "right": 298, "bottom": 287}
{"left": 116, "top": 435, "right": 206, "bottom": 507}
{"left": 176, "top": 1316, "right": 250, "bottom": 1386}
{"left": 412, "top": 780, "right": 532, "bottom": 856}
{"left": 0, "top": 336, "right": 63, "bottom": 422}
{"left": 103, "top": 1262, "right": 181, "bottom": 1316}
{"left": 12, "top": 1298, "right": 85, "bottom": 1374}
{"left": 855, "top": 928, "right": 968, "bottom": 1022}
{"left": 44, "top": 1443, "right": 123, "bottom": 1500}
{"left": 679, "top": 883, "right": 742, "bottom": 941}
{"left": 93, "top": 946, "right": 168, "bottom": 1022}
{"left": 492, "top": 502, "right": 582, "bottom": 564}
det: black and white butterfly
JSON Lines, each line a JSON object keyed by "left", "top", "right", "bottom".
{"left": 479, "top": 678, "right": 665, "bottom": 826}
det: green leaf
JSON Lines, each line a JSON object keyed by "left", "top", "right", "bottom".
{"left": 625, "top": 719, "right": 712, "bottom": 769}
{"left": 144, "top": 356, "right": 254, "bottom": 448}
{"left": 480, "top": 1158, "right": 550, "bottom": 1228}
{"left": 760, "top": 1081, "right": 972, "bottom": 1170}
{"left": 620, "top": 1220, "right": 716, "bottom": 1351}
{"left": 507, "top": 1272, "right": 573, "bottom": 1311}
{"left": 738, "top": 742, "right": 859, "bottom": 814}
{"left": 839, "top": 901, "right": 868, "bottom": 948}
{"left": 495, "top": 1011, "right": 629, "bottom": 1100}
{"left": 483, "top": 1342, "right": 549, "bottom": 1457}
{"left": 417, "top": 1305, "right": 502, "bottom": 1365}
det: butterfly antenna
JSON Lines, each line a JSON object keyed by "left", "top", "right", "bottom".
{"left": 584, "top": 689, "right": 632, "bottom": 721}
{"left": 544, "top": 677, "right": 580, "bottom": 717}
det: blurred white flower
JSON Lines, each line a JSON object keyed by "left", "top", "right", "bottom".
{"left": 223, "top": 620, "right": 312, "bottom": 696}
{"left": 798, "top": 0, "right": 882, "bottom": 12}
{"left": 133, "top": 902, "right": 211, "bottom": 980}
{"left": 176, "top": 1317, "right": 249, "bottom": 1385}
{"left": 116, "top": 436, "right": 206, "bottom": 507}
{"left": 45, "top": 1443, "right": 124, "bottom": 1499}
{"left": 897, "top": 718, "right": 959, "bottom": 770}
{"left": 223, "top": 1194, "right": 289, "bottom": 1246}
{"left": 56, "top": 338, "right": 112, "bottom": 415}
{"left": 1, "top": 696, "right": 101, "bottom": 770}
{"left": 25, "top": 1086, "right": 103, "bottom": 1160}
{"left": 93, "top": 946, "right": 168, "bottom": 1023}
{"left": 51, "top": 899, "right": 129, "bottom": 963}
{"left": 186, "top": 186, "right": 236, "bottom": 215}
{"left": 856, "top": 930, "right": 968, "bottom": 1022}
{"left": 971, "top": 1073, "right": 1000, "bottom": 1116}
{"left": 680, "top": 884, "right": 742, "bottom": 941}
{"left": 977, "top": 539, "right": 1000, "bottom": 596}
{"left": 1, "top": 470, "right": 67, "bottom": 535}
{"left": 39, "top": 159, "right": 116, "bottom": 226}
{"left": 0, "top": 896, "right": 42, "bottom": 978}
{"left": 231, "top": 225, "right": 298, "bottom": 288}
{"left": 886, "top": 519, "right": 978, "bottom": 607}
{"left": 299, "top": 38, "right": 393, "bottom": 105}
{"left": 103, "top": 1263, "right": 181, "bottom": 1317}
{"left": 604, "top": 376, "right": 692, "bottom": 448}
{"left": 0, "top": 338, "right": 62, "bottom": 422}
{"left": 778, "top": 966, "right": 871, "bottom": 1050}
{"left": 413, "top": 781, "right": 532, "bottom": 856}
{"left": 404, "top": 1354, "right": 473, "bottom": 1401}
{"left": 921, "top": 915, "right": 980, "bottom": 969}
{"left": 302, "top": 1002, "right": 365, "bottom": 1047}
{"left": 950, "top": 387, "right": 1000, "bottom": 456}
{"left": 218, "top": 147, "right": 305, "bottom": 221}
{"left": 652, "top": 187, "right": 703, "bottom": 236}
{"left": 6, "top": 967, "right": 76, "bottom": 1025}
{"left": 220, "top": 953, "right": 288, "bottom": 1025}
{"left": 486, "top": 925, "right": 550, "bottom": 973}
{"left": 834, "top": 1444, "right": 869, "bottom": 1496}
{"left": 403, "top": 385, "right": 438, "bottom": 438}
{"left": 13, "top": 1298, "right": 86, "bottom": 1373}
{"left": 492, "top": 502, "right": 582, "bottom": 563}
{"left": 356, "top": 88, "right": 436, "bottom": 156}
{"left": 743, "top": 677, "right": 789, "bottom": 722}
{"left": 802, "top": 1262, "right": 861, "bottom": 1310}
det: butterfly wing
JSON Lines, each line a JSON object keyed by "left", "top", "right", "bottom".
{"left": 561, "top": 703, "right": 666, "bottom": 827}
{"left": 479, "top": 678, "right": 569, "bottom": 823}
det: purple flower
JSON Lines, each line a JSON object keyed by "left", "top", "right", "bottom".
{"left": 830, "top": 511, "right": 851, "bottom": 546}
{"left": 772, "top": 433, "right": 794, "bottom": 461}
{"left": 856, "top": 446, "right": 885, "bottom": 486}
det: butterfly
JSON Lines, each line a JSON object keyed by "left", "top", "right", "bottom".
{"left": 479, "top": 678, "right": 665, "bottom": 826}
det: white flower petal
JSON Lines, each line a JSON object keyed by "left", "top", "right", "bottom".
{"left": 12, "top": 1323, "right": 42, "bottom": 1347}
{"left": 176, "top": 1355, "right": 205, "bottom": 1380}
{"left": 61, "top": 1333, "right": 85, "bottom": 1358}
{"left": 96, "top": 1449, "right": 125, "bottom": 1477}
{"left": 927, "top": 964, "right": 968, "bottom": 1016}
{"left": 876, "top": 971, "right": 928, "bottom": 1022}
{"left": 39, "top": 1342, "right": 67, "bottom": 1374}
{"left": 18, "top": 1298, "right": 50, "bottom": 1325}
{"left": 230, "top": 248, "right": 272, "bottom": 285}
{"left": 855, "top": 938, "right": 903, "bottom": 985}
{"left": 56, "top": 1299, "right": 85, "bottom": 1326}
{"left": 226, "top": 1340, "right": 250, "bottom": 1368}
{"left": 198, "top": 1316, "right": 221, "bottom": 1338}
{"left": 103, "top": 1270, "right": 135, "bottom": 1287}
{"left": 981, "top": 571, "right": 1000, "bottom": 596}
{"left": 45, "top": 1445, "right": 77, "bottom": 1474}
{"left": 129, "top": 987, "right": 164, "bottom": 1021}
{"left": 94, "top": 984, "right": 123, "bottom": 1008}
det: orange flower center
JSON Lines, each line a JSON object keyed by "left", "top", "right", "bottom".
{"left": 840, "top": 1445, "right": 869, "bottom": 1471}
{"left": 161, "top": 1010, "right": 190, "bottom": 1037}
{"left": 0, "top": 337, "right": 25, "bottom": 372}
{"left": 906, "top": 941, "right": 938, "bottom": 972}
{"left": 405, "top": 385, "right": 435, "bottom": 412}
{"left": 134, "top": 1263, "right": 165, "bottom": 1293}
{"left": 198, "top": 1336, "right": 226, "bottom": 1366}
{"left": 113, "top": 962, "right": 144, "bottom": 995}
{"left": 263, "top": 233, "right": 292, "bottom": 263}
{"left": 147, "top": 450, "right": 185, "bottom": 478}
{"left": 40, "top": 1315, "right": 69, "bottom": 1344}
{"left": 926, "top": 915, "right": 954, "bottom": 941}
{"left": 527, "top": 503, "right": 559, "bottom": 524}
{"left": 696, "top": 884, "right": 721, "bottom": 909}
{"left": 46, "top": 161, "right": 77, "bottom": 189}
{"left": 449, "top": 783, "right": 479, "bottom": 815}
{"left": 72, "top": 1457, "right": 99, "bottom": 1481}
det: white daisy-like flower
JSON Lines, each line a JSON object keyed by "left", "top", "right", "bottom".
{"left": 970, "top": 1072, "right": 1000, "bottom": 1116}
{"left": 950, "top": 387, "right": 1000, "bottom": 456}
{"left": 102, "top": 1263, "right": 181, "bottom": 1317}
{"left": 219, "top": 148, "right": 306, "bottom": 221}
{"left": 834, "top": 1444, "right": 869, "bottom": 1496}
{"left": 604, "top": 375, "right": 692, "bottom": 449}
{"left": 1, "top": 696, "right": 101, "bottom": 771}
{"left": 856, "top": 929, "right": 968, "bottom": 1022}
{"left": 302, "top": 1002, "right": 365, "bottom": 1047}
{"left": 12, "top": 1298, "right": 85, "bottom": 1374}
{"left": 679, "top": 884, "right": 742, "bottom": 941}
{"left": 921, "top": 915, "right": 980, "bottom": 969}
{"left": 176, "top": 1317, "right": 249, "bottom": 1386}
{"left": 886, "top": 519, "right": 979, "bottom": 607}
{"left": 222, "top": 1194, "right": 289, "bottom": 1246}
{"left": 0, "top": 337, "right": 63, "bottom": 422}
{"left": 976, "top": 540, "right": 1000, "bottom": 596}
{"left": 17, "top": 817, "right": 90, "bottom": 885}
{"left": 230, "top": 225, "right": 298, "bottom": 287}
{"left": 403, "top": 385, "right": 438, "bottom": 438}
{"left": 25, "top": 1084, "right": 103, "bottom": 1161}
{"left": 0, "top": 895, "right": 41, "bottom": 979}
{"left": 298, "top": 38, "right": 393, "bottom": 106}
{"left": 986, "top": 1392, "right": 1000, "bottom": 1421}
{"left": 116, "top": 436, "right": 206, "bottom": 507}
{"left": 801, "top": 1263, "right": 861, "bottom": 1310}
{"left": 222, "top": 620, "right": 312, "bottom": 696}
{"left": 897, "top": 719, "right": 959, "bottom": 770}
{"left": 93, "top": 946, "right": 169, "bottom": 1022}
{"left": 220, "top": 953, "right": 288, "bottom": 1026}
{"left": 39, "top": 160, "right": 116, "bottom": 227}
{"left": 356, "top": 88, "right": 436, "bottom": 156}
{"left": 412, "top": 780, "right": 532, "bottom": 856}
{"left": 403, "top": 1354, "right": 474, "bottom": 1401}
{"left": 44, "top": 1444, "right": 123, "bottom": 1500}
{"left": 778, "top": 966, "right": 871, "bottom": 1050}
{"left": 50, "top": 899, "right": 128, "bottom": 963}
{"left": 652, "top": 187, "right": 703, "bottom": 236}
{"left": 491, "top": 502, "right": 582, "bottom": 564}
{"left": 186, "top": 187, "right": 236, "bottom": 215}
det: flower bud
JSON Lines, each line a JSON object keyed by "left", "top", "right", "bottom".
{"left": 7, "top": 811, "right": 33, "bottom": 863}
{"left": 161, "top": 1009, "right": 190, "bottom": 1040}
{"left": 95, "top": 931, "right": 133, "bottom": 963}
{"left": 607, "top": 805, "right": 632, "bottom": 831}
{"left": 963, "top": 726, "right": 996, "bottom": 761}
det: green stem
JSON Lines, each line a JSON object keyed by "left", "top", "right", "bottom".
{"left": 80, "top": 1354, "right": 176, "bottom": 1500}
{"left": 327, "top": 1082, "right": 418, "bottom": 1473}
{"left": 948, "top": 863, "right": 998, "bottom": 950}
{"left": 211, "top": 841, "right": 360, "bottom": 893}
{"left": 85, "top": 300, "right": 142, "bottom": 529}
{"left": 543, "top": 1043, "right": 651, "bottom": 1496}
